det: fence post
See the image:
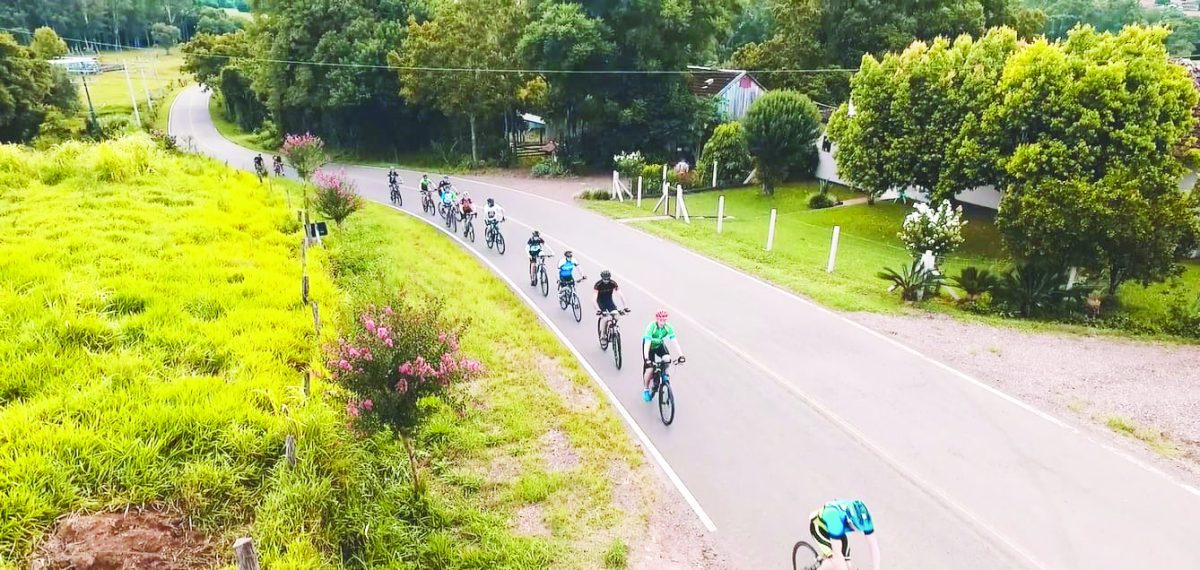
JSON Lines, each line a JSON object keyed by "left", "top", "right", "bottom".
{"left": 637, "top": 176, "right": 643, "bottom": 208}
{"left": 285, "top": 435, "right": 297, "bottom": 468}
{"left": 826, "top": 226, "right": 841, "bottom": 273}
{"left": 303, "top": 369, "right": 311, "bottom": 396}
{"left": 676, "top": 184, "right": 690, "bottom": 223}
{"left": 611, "top": 170, "right": 619, "bottom": 200}
{"left": 311, "top": 302, "right": 321, "bottom": 336}
{"left": 712, "top": 160, "right": 718, "bottom": 188}
{"left": 717, "top": 195, "right": 725, "bottom": 234}
{"left": 302, "top": 275, "right": 309, "bottom": 304}
{"left": 766, "top": 209, "right": 777, "bottom": 251}
{"left": 122, "top": 62, "right": 141, "bottom": 125}
{"left": 1066, "top": 267, "right": 1077, "bottom": 290}
{"left": 661, "top": 164, "right": 667, "bottom": 188}
{"left": 233, "top": 538, "right": 261, "bottom": 570}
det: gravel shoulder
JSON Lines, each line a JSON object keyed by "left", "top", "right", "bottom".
{"left": 851, "top": 311, "right": 1200, "bottom": 482}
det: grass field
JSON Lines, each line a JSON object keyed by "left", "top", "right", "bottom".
{"left": 81, "top": 49, "right": 186, "bottom": 127}
{"left": 585, "top": 184, "right": 1199, "bottom": 338}
{"left": 0, "top": 137, "right": 652, "bottom": 567}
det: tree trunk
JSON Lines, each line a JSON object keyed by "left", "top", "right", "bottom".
{"left": 469, "top": 114, "right": 478, "bottom": 165}
{"left": 1107, "top": 264, "right": 1125, "bottom": 297}
{"left": 401, "top": 433, "right": 422, "bottom": 498}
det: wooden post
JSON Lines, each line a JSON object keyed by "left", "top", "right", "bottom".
{"left": 285, "top": 435, "right": 297, "bottom": 468}
{"left": 766, "top": 209, "right": 777, "bottom": 251}
{"left": 303, "top": 369, "right": 311, "bottom": 396}
{"left": 233, "top": 538, "right": 260, "bottom": 570}
{"left": 661, "top": 164, "right": 667, "bottom": 188}
{"left": 676, "top": 184, "right": 690, "bottom": 224}
{"left": 311, "top": 302, "right": 321, "bottom": 336}
{"left": 827, "top": 226, "right": 841, "bottom": 273}
{"left": 1066, "top": 267, "right": 1077, "bottom": 290}
{"left": 717, "top": 195, "right": 725, "bottom": 234}
{"left": 611, "top": 170, "right": 619, "bottom": 200}
{"left": 301, "top": 274, "right": 309, "bottom": 305}
{"left": 637, "top": 176, "right": 643, "bottom": 208}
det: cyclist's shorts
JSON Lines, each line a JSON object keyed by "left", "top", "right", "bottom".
{"left": 598, "top": 299, "right": 618, "bottom": 313}
{"left": 809, "top": 511, "right": 851, "bottom": 561}
{"left": 529, "top": 251, "right": 540, "bottom": 262}
{"left": 643, "top": 345, "right": 668, "bottom": 370}
{"left": 559, "top": 277, "right": 575, "bottom": 287}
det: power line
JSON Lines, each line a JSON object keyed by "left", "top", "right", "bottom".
{"left": 1, "top": 26, "right": 860, "bottom": 76}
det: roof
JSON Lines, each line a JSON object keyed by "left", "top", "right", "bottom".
{"left": 686, "top": 66, "right": 757, "bottom": 97}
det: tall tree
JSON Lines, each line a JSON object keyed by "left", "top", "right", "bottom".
{"left": 150, "top": 22, "right": 180, "bottom": 53}
{"left": 30, "top": 26, "right": 68, "bottom": 59}
{"left": 743, "top": 90, "right": 822, "bottom": 195}
{"left": 391, "top": 0, "right": 526, "bottom": 163}
{"left": 0, "top": 32, "right": 70, "bottom": 142}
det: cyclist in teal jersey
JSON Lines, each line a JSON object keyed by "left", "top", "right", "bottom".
{"left": 641, "top": 310, "right": 684, "bottom": 402}
{"left": 808, "top": 499, "right": 880, "bottom": 570}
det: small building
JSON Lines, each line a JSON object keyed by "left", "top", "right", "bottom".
{"left": 686, "top": 66, "right": 767, "bottom": 120}
{"left": 48, "top": 56, "right": 100, "bottom": 75}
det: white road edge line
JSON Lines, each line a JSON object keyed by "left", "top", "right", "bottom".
{"left": 376, "top": 202, "right": 719, "bottom": 533}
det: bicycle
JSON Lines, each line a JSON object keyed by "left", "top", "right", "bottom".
{"left": 254, "top": 162, "right": 266, "bottom": 183}
{"left": 531, "top": 253, "right": 553, "bottom": 297}
{"left": 484, "top": 219, "right": 506, "bottom": 254}
{"left": 463, "top": 212, "right": 476, "bottom": 242}
{"left": 791, "top": 541, "right": 834, "bottom": 570}
{"left": 648, "top": 356, "right": 684, "bottom": 425}
{"left": 273, "top": 161, "right": 283, "bottom": 177}
{"left": 557, "top": 276, "right": 587, "bottom": 322}
{"left": 597, "top": 308, "right": 631, "bottom": 369}
{"left": 389, "top": 180, "right": 402, "bottom": 206}
{"left": 421, "top": 190, "right": 435, "bottom": 215}
{"left": 442, "top": 202, "right": 458, "bottom": 232}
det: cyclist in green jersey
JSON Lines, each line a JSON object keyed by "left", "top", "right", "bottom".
{"left": 642, "top": 310, "right": 684, "bottom": 402}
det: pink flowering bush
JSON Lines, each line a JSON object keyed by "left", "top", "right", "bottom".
{"left": 327, "top": 296, "right": 483, "bottom": 435}
{"left": 280, "top": 132, "right": 326, "bottom": 182}
{"left": 313, "top": 168, "right": 364, "bottom": 226}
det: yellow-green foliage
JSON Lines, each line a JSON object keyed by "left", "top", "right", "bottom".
{"left": 0, "top": 136, "right": 346, "bottom": 564}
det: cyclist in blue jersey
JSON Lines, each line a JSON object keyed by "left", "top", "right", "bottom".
{"left": 642, "top": 310, "right": 684, "bottom": 402}
{"left": 557, "top": 250, "right": 580, "bottom": 288}
{"left": 808, "top": 499, "right": 880, "bottom": 570}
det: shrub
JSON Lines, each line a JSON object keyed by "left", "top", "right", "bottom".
{"left": 997, "top": 262, "right": 1073, "bottom": 317}
{"left": 808, "top": 190, "right": 837, "bottom": 209}
{"left": 898, "top": 200, "right": 966, "bottom": 258}
{"left": 641, "top": 163, "right": 665, "bottom": 186}
{"left": 743, "top": 90, "right": 822, "bottom": 195}
{"left": 951, "top": 267, "right": 1000, "bottom": 302}
{"left": 531, "top": 157, "right": 566, "bottom": 177}
{"left": 878, "top": 259, "right": 943, "bottom": 302}
{"left": 280, "top": 132, "right": 326, "bottom": 182}
{"left": 698, "top": 122, "right": 752, "bottom": 187}
{"left": 91, "top": 135, "right": 159, "bottom": 182}
{"left": 149, "top": 129, "right": 178, "bottom": 152}
{"left": 613, "top": 150, "right": 645, "bottom": 181}
{"left": 312, "top": 169, "right": 364, "bottom": 226}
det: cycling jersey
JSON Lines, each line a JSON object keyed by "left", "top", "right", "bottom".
{"left": 441, "top": 190, "right": 457, "bottom": 204}
{"left": 420, "top": 178, "right": 431, "bottom": 192}
{"left": 642, "top": 322, "right": 676, "bottom": 348}
{"left": 595, "top": 279, "right": 619, "bottom": 312}
{"left": 527, "top": 236, "right": 545, "bottom": 253}
{"left": 815, "top": 500, "right": 875, "bottom": 539}
{"left": 558, "top": 258, "right": 578, "bottom": 280}
{"left": 483, "top": 204, "right": 504, "bottom": 222}
{"left": 460, "top": 198, "right": 474, "bottom": 213}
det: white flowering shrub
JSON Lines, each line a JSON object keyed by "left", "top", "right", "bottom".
{"left": 613, "top": 150, "right": 645, "bottom": 180}
{"left": 898, "top": 200, "right": 966, "bottom": 257}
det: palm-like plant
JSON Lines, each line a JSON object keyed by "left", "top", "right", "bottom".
{"left": 878, "top": 260, "right": 943, "bottom": 302}
{"left": 951, "top": 266, "right": 1000, "bottom": 302}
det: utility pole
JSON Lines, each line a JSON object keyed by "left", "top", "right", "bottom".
{"left": 139, "top": 64, "right": 154, "bottom": 114}
{"left": 80, "top": 73, "right": 100, "bottom": 136}
{"left": 123, "top": 61, "right": 142, "bottom": 125}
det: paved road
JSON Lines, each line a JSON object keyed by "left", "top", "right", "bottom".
{"left": 172, "top": 86, "right": 1200, "bottom": 569}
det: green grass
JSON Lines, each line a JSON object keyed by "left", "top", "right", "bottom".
{"left": 585, "top": 184, "right": 1199, "bottom": 340}
{"left": 603, "top": 538, "right": 629, "bottom": 568}
{"left": 0, "top": 136, "right": 652, "bottom": 568}
{"left": 1106, "top": 417, "right": 1179, "bottom": 458}
{"left": 208, "top": 96, "right": 271, "bottom": 152}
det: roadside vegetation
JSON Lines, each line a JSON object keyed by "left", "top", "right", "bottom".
{"left": 0, "top": 136, "right": 653, "bottom": 568}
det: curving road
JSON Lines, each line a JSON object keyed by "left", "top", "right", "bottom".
{"left": 172, "top": 86, "right": 1200, "bottom": 569}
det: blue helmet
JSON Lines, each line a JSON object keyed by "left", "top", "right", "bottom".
{"left": 843, "top": 500, "right": 873, "bottom": 532}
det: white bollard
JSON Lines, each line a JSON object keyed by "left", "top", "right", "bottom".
{"left": 827, "top": 226, "right": 841, "bottom": 273}
{"left": 717, "top": 195, "right": 725, "bottom": 234}
{"left": 766, "top": 208, "right": 777, "bottom": 251}
{"left": 637, "top": 176, "right": 643, "bottom": 208}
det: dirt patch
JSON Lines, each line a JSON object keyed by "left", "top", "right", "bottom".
{"left": 607, "top": 461, "right": 642, "bottom": 518}
{"left": 30, "top": 509, "right": 219, "bottom": 570}
{"left": 514, "top": 504, "right": 550, "bottom": 537}
{"left": 851, "top": 312, "right": 1200, "bottom": 480}
{"left": 487, "top": 454, "right": 521, "bottom": 484}
{"left": 540, "top": 428, "right": 581, "bottom": 473}
{"left": 536, "top": 355, "right": 599, "bottom": 413}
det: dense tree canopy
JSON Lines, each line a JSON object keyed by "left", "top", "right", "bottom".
{"left": 0, "top": 32, "right": 75, "bottom": 142}
{"left": 30, "top": 27, "right": 67, "bottom": 59}
{"left": 0, "top": 0, "right": 203, "bottom": 49}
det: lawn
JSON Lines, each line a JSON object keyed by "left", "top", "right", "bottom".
{"left": 81, "top": 48, "right": 186, "bottom": 126}
{"left": 0, "top": 136, "right": 652, "bottom": 568}
{"left": 585, "top": 183, "right": 1199, "bottom": 338}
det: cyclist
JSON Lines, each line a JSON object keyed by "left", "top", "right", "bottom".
{"left": 527, "top": 230, "right": 546, "bottom": 286}
{"left": 558, "top": 250, "right": 580, "bottom": 291}
{"left": 436, "top": 175, "right": 453, "bottom": 194}
{"left": 642, "top": 310, "right": 684, "bottom": 402}
{"left": 460, "top": 191, "right": 475, "bottom": 217}
{"left": 420, "top": 174, "right": 432, "bottom": 194}
{"left": 272, "top": 155, "right": 283, "bottom": 176}
{"left": 439, "top": 180, "right": 458, "bottom": 216}
{"left": 387, "top": 167, "right": 401, "bottom": 188}
{"left": 253, "top": 154, "right": 265, "bottom": 181}
{"left": 482, "top": 197, "right": 504, "bottom": 236}
{"left": 594, "top": 270, "right": 628, "bottom": 314}
{"left": 807, "top": 499, "right": 880, "bottom": 570}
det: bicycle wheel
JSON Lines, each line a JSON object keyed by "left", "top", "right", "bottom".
{"left": 791, "top": 541, "right": 821, "bottom": 570}
{"left": 495, "top": 232, "right": 506, "bottom": 254}
{"left": 465, "top": 220, "right": 475, "bottom": 242}
{"left": 485, "top": 227, "right": 495, "bottom": 249}
{"left": 559, "top": 288, "right": 568, "bottom": 310}
{"left": 658, "top": 379, "right": 675, "bottom": 425}
{"left": 612, "top": 330, "right": 623, "bottom": 369}
{"left": 539, "top": 267, "right": 549, "bottom": 297}
{"left": 571, "top": 293, "right": 582, "bottom": 322}
{"left": 449, "top": 212, "right": 458, "bottom": 232}
{"left": 396, "top": 191, "right": 402, "bottom": 206}
{"left": 598, "top": 318, "right": 609, "bottom": 350}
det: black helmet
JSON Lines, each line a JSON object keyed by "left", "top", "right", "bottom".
{"left": 564, "top": 250, "right": 573, "bottom": 258}
{"left": 600, "top": 270, "right": 611, "bottom": 280}
{"left": 487, "top": 198, "right": 495, "bottom": 206}
{"left": 532, "top": 230, "right": 540, "bottom": 237}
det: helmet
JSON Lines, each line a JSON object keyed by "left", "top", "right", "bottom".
{"left": 600, "top": 270, "right": 611, "bottom": 281}
{"left": 564, "top": 250, "right": 573, "bottom": 258}
{"left": 443, "top": 175, "right": 450, "bottom": 181}
{"left": 532, "top": 230, "right": 540, "bottom": 237}
{"left": 844, "top": 500, "right": 872, "bottom": 531}
{"left": 655, "top": 310, "right": 669, "bottom": 319}
{"left": 461, "top": 191, "right": 470, "bottom": 198}
{"left": 423, "top": 173, "right": 429, "bottom": 178}
{"left": 487, "top": 198, "right": 495, "bottom": 206}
